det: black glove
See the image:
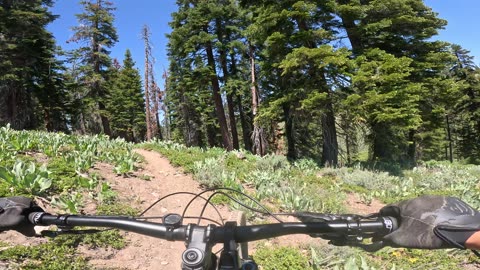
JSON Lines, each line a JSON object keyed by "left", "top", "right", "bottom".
{"left": 378, "top": 195, "right": 480, "bottom": 249}
{"left": 0, "top": 197, "right": 44, "bottom": 237}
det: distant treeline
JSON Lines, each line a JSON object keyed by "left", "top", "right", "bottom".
{"left": 1, "top": 0, "right": 480, "bottom": 166}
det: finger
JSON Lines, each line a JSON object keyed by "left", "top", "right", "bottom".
{"left": 379, "top": 205, "right": 401, "bottom": 217}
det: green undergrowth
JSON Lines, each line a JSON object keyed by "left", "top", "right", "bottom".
{"left": 253, "top": 244, "right": 477, "bottom": 270}
{"left": 0, "top": 239, "right": 90, "bottom": 270}
{"left": 143, "top": 140, "right": 480, "bottom": 270}
{"left": 0, "top": 126, "right": 142, "bottom": 268}
{"left": 0, "top": 227, "right": 127, "bottom": 270}
{"left": 3, "top": 128, "right": 480, "bottom": 269}
{"left": 253, "top": 245, "right": 310, "bottom": 270}
{"left": 142, "top": 140, "right": 346, "bottom": 215}
{"left": 324, "top": 161, "right": 480, "bottom": 207}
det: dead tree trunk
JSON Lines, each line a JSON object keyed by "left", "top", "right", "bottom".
{"left": 142, "top": 25, "right": 153, "bottom": 141}
{"left": 152, "top": 82, "right": 163, "bottom": 140}
{"left": 249, "top": 44, "right": 267, "bottom": 156}
{"left": 162, "top": 69, "right": 170, "bottom": 140}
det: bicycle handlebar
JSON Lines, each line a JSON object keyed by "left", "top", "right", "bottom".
{"left": 28, "top": 212, "right": 398, "bottom": 243}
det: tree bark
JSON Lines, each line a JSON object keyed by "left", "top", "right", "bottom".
{"left": 446, "top": 114, "right": 453, "bottom": 163}
{"left": 142, "top": 25, "right": 152, "bottom": 141}
{"left": 152, "top": 82, "right": 163, "bottom": 140}
{"left": 237, "top": 94, "right": 252, "bottom": 151}
{"left": 216, "top": 18, "right": 239, "bottom": 150}
{"left": 335, "top": 0, "right": 363, "bottom": 54}
{"left": 283, "top": 104, "right": 296, "bottom": 159}
{"left": 204, "top": 26, "right": 232, "bottom": 151}
{"left": 321, "top": 99, "right": 338, "bottom": 166}
{"left": 230, "top": 52, "right": 252, "bottom": 151}
{"left": 92, "top": 4, "right": 111, "bottom": 136}
{"left": 249, "top": 44, "right": 266, "bottom": 155}
{"left": 295, "top": 17, "right": 338, "bottom": 165}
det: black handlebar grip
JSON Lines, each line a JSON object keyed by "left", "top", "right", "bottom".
{"left": 28, "top": 212, "right": 47, "bottom": 225}
{"left": 381, "top": 216, "right": 398, "bottom": 234}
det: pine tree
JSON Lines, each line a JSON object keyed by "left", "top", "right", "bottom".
{"left": 106, "top": 50, "right": 146, "bottom": 142}
{"left": 69, "top": 0, "right": 118, "bottom": 135}
{"left": 449, "top": 45, "right": 480, "bottom": 163}
{"left": 168, "top": 0, "right": 233, "bottom": 150}
{"left": 242, "top": 0, "right": 346, "bottom": 164}
{"left": 334, "top": 0, "right": 453, "bottom": 165}
{"left": 0, "top": 0, "right": 65, "bottom": 130}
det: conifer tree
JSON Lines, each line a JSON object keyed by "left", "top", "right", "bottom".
{"left": 107, "top": 50, "right": 146, "bottom": 142}
{"left": 168, "top": 0, "right": 233, "bottom": 150}
{"left": 449, "top": 45, "right": 480, "bottom": 163}
{"left": 335, "top": 0, "right": 454, "bottom": 165}
{"left": 0, "top": 0, "right": 65, "bottom": 130}
{"left": 69, "top": 0, "right": 118, "bottom": 135}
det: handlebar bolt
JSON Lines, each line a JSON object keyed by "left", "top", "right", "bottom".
{"left": 186, "top": 251, "right": 198, "bottom": 261}
{"left": 182, "top": 248, "right": 203, "bottom": 267}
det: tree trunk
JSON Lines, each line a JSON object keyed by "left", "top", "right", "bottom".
{"left": 407, "top": 129, "right": 417, "bottom": 167}
{"left": 216, "top": 18, "right": 239, "bottom": 150}
{"left": 446, "top": 114, "right": 453, "bottom": 163}
{"left": 142, "top": 25, "right": 152, "bottom": 141}
{"left": 249, "top": 44, "right": 266, "bottom": 156}
{"left": 219, "top": 54, "right": 239, "bottom": 149}
{"left": 230, "top": 52, "right": 252, "bottom": 151}
{"left": 345, "top": 131, "right": 351, "bottom": 165}
{"left": 283, "top": 104, "right": 296, "bottom": 159}
{"left": 237, "top": 94, "right": 252, "bottom": 151}
{"left": 79, "top": 112, "right": 87, "bottom": 134}
{"left": 336, "top": 0, "right": 363, "bottom": 54}
{"left": 98, "top": 101, "right": 111, "bottom": 136}
{"left": 321, "top": 99, "right": 338, "bottom": 166}
{"left": 206, "top": 121, "right": 218, "bottom": 148}
{"left": 152, "top": 82, "right": 163, "bottom": 140}
{"left": 204, "top": 26, "right": 232, "bottom": 151}
{"left": 92, "top": 7, "right": 111, "bottom": 136}
{"left": 162, "top": 70, "right": 170, "bottom": 140}
{"left": 226, "top": 94, "right": 239, "bottom": 149}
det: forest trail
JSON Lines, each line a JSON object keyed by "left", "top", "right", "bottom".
{"left": 0, "top": 148, "right": 384, "bottom": 270}
{"left": 87, "top": 149, "right": 233, "bottom": 269}
{"left": 88, "top": 149, "right": 385, "bottom": 269}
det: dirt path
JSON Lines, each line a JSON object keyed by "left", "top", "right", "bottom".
{"left": 0, "top": 148, "right": 389, "bottom": 270}
{"left": 87, "top": 149, "right": 235, "bottom": 269}
{"left": 87, "top": 149, "right": 388, "bottom": 269}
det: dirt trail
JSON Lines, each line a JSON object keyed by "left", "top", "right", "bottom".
{"left": 0, "top": 148, "right": 385, "bottom": 269}
{"left": 88, "top": 149, "right": 234, "bottom": 269}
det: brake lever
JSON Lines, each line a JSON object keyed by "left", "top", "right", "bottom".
{"left": 295, "top": 212, "right": 387, "bottom": 246}
{"left": 294, "top": 212, "right": 366, "bottom": 222}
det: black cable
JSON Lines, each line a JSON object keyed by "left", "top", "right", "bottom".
{"left": 138, "top": 191, "right": 224, "bottom": 225}
{"left": 196, "top": 191, "right": 283, "bottom": 225}
{"left": 181, "top": 187, "right": 283, "bottom": 223}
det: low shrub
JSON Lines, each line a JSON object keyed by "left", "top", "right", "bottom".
{"left": 253, "top": 245, "right": 310, "bottom": 270}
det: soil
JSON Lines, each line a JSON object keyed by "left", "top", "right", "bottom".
{"left": 344, "top": 193, "right": 385, "bottom": 215}
{"left": 86, "top": 149, "right": 234, "bottom": 269}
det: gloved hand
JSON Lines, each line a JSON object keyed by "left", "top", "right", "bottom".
{"left": 378, "top": 195, "right": 480, "bottom": 249}
{"left": 0, "top": 197, "right": 44, "bottom": 236}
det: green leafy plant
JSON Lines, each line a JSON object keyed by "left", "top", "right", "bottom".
{"left": 0, "top": 160, "right": 52, "bottom": 195}
{"left": 51, "top": 192, "right": 83, "bottom": 214}
{"left": 0, "top": 240, "right": 90, "bottom": 270}
{"left": 253, "top": 245, "right": 309, "bottom": 270}
{"left": 97, "top": 182, "right": 117, "bottom": 204}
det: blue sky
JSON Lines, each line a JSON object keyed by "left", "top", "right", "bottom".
{"left": 48, "top": 0, "right": 480, "bottom": 81}
{"left": 48, "top": 0, "right": 177, "bottom": 80}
